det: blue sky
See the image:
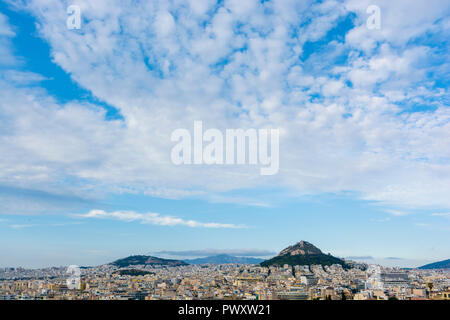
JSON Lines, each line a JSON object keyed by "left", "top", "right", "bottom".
{"left": 0, "top": 0, "right": 449, "bottom": 268}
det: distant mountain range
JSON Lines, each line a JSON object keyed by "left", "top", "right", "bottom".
{"left": 108, "top": 254, "right": 263, "bottom": 267}
{"left": 110, "top": 255, "right": 188, "bottom": 267}
{"left": 184, "top": 254, "right": 264, "bottom": 265}
{"left": 260, "top": 240, "right": 350, "bottom": 268}
{"left": 107, "top": 244, "right": 445, "bottom": 269}
{"left": 418, "top": 259, "right": 450, "bottom": 269}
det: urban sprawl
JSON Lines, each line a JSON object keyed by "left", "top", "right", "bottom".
{"left": 1, "top": 263, "right": 449, "bottom": 300}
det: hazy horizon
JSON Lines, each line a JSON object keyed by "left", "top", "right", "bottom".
{"left": 0, "top": 245, "right": 442, "bottom": 269}
{"left": 0, "top": 0, "right": 449, "bottom": 269}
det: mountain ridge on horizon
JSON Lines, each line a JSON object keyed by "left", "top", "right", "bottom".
{"left": 96, "top": 242, "right": 449, "bottom": 269}
{"left": 184, "top": 254, "right": 264, "bottom": 265}
{"left": 418, "top": 258, "right": 450, "bottom": 270}
{"left": 109, "top": 255, "right": 188, "bottom": 268}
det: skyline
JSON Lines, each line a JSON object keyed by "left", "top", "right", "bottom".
{"left": 0, "top": 0, "right": 449, "bottom": 269}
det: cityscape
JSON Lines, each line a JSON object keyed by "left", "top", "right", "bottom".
{"left": 1, "top": 241, "right": 449, "bottom": 300}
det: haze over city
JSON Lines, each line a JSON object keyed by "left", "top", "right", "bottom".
{"left": 0, "top": 0, "right": 449, "bottom": 270}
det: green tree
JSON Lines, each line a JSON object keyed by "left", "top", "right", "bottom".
{"left": 427, "top": 283, "right": 434, "bottom": 298}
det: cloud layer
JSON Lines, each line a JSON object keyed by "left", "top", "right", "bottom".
{"left": 77, "top": 209, "right": 244, "bottom": 229}
{"left": 0, "top": 0, "right": 449, "bottom": 213}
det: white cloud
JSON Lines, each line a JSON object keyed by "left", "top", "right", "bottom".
{"left": 370, "top": 217, "right": 391, "bottom": 223}
{"left": 9, "top": 224, "right": 35, "bottom": 229}
{"left": 0, "top": 13, "right": 15, "bottom": 37}
{"left": 8, "top": 221, "right": 83, "bottom": 229}
{"left": 0, "top": 70, "right": 49, "bottom": 84}
{"left": 0, "top": 0, "right": 448, "bottom": 213}
{"left": 156, "top": 248, "right": 275, "bottom": 257}
{"left": 0, "top": 12, "right": 18, "bottom": 66}
{"left": 415, "top": 223, "right": 431, "bottom": 228}
{"left": 385, "top": 209, "right": 412, "bottom": 217}
{"left": 77, "top": 209, "right": 245, "bottom": 229}
{"left": 154, "top": 10, "right": 175, "bottom": 37}
{"left": 344, "top": 0, "right": 448, "bottom": 49}
{"left": 431, "top": 212, "right": 450, "bottom": 217}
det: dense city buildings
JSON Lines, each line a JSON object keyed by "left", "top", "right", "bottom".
{"left": 1, "top": 263, "right": 448, "bottom": 300}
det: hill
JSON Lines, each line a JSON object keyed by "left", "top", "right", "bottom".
{"left": 185, "top": 254, "right": 264, "bottom": 265}
{"left": 261, "top": 240, "right": 350, "bottom": 268}
{"left": 110, "top": 255, "right": 188, "bottom": 268}
{"left": 418, "top": 259, "right": 450, "bottom": 269}
{"left": 112, "top": 269, "right": 155, "bottom": 276}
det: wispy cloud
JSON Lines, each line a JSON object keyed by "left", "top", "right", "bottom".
{"left": 414, "top": 222, "right": 450, "bottom": 232}
{"left": 8, "top": 222, "right": 83, "bottom": 229}
{"left": 431, "top": 212, "right": 450, "bottom": 217}
{"left": 0, "top": 185, "right": 97, "bottom": 216}
{"left": 0, "top": 70, "right": 50, "bottom": 84}
{"left": 345, "top": 256, "right": 374, "bottom": 260}
{"left": 77, "top": 210, "right": 245, "bottom": 229}
{"left": 9, "top": 224, "right": 35, "bottom": 229}
{"left": 370, "top": 217, "right": 391, "bottom": 223}
{"left": 385, "top": 209, "right": 412, "bottom": 216}
{"left": 155, "top": 249, "right": 275, "bottom": 257}
{"left": 415, "top": 223, "right": 431, "bottom": 228}
{"left": 0, "top": 0, "right": 446, "bottom": 213}
{"left": 208, "top": 195, "right": 272, "bottom": 208}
